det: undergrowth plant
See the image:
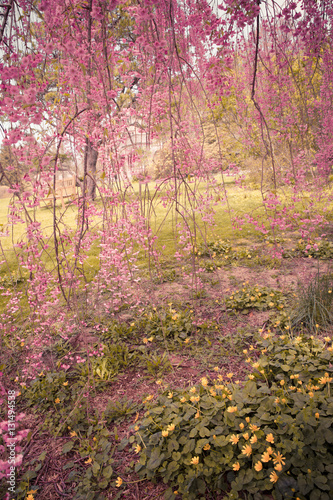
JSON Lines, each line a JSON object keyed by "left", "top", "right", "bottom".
{"left": 288, "top": 272, "right": 333, "bottom": 332}
{"left": 131, "top": 334, "right": 333, "bottom": 500}
{"left": 225, "top": 285, "right": 286, "bottom": 314}
{"left": 12, "top": 369, "right": 124, "bottom": 499}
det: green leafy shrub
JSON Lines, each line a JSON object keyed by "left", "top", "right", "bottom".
{"left": 139, "top": 307, "right": 210, "bottom": 344}
{"left": 21, "top": 370, "right": 79, "bottom": 413}
{"left": 194, "top": 239, "right": 232, "bottom": 258}
{"left": 225, "top": 285, "right": 286, "bottom": 314}
{"left": 131, "top": 334, "right": 333, "bottom": 500}
{"left": 202, "top": 260, "right": 220, "bottom": 272}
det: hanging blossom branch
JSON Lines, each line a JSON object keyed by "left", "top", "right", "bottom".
{"left": 250, "top": 1, "right": 277, "bottom": 191}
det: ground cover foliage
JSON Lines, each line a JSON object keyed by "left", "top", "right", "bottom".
{"left": 1, "top": 241, "right": 333, "bottom": 499}
{"left": 1, "top": 0, "right": 333, "bottom": 498}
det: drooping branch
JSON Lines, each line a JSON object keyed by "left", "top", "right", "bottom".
{"left": 0, "top": 0, "right": 14, "bottom": 45}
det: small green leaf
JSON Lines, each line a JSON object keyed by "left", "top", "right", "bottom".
{"left": 62, "top": 441, "right": 74, "bottom": 454}
{"left": 103, "top": 465, "right": 113, "bottom": 479}
{"left": 147, "top": 448, "right": 164, "bottom": 470}
{"left": 92, "top": 461, "right": 100, "bottom": 475}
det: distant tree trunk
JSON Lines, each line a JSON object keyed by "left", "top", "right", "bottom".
{"left": 84, "top": 139, "right": 98, "bottom": 200}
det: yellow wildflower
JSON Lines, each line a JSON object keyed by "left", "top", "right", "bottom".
{"left": 167, "top": 424, "right": 175, "bottom": 432}
{"left": 315, "top": 412, "right": 320, "bottom": 418}
{"left": 250, "top": 434, "right": 257, "bottom": 444}
{"left": 85, "top": 457, "right": 92, "bottom": 464}
{"left": 167, "top": 392, "right": 173, "bottom": 399}
{"left": 266, "top": 433, "right": 274, "bottom": 443}
{"left": 63, "top": 381, "right": 68, "bottom": 386}
{"left": 162, "top": 430, "right": 169, "bottom": 437}
{"left": 55, "top": 398, "right": 60, "bottom": 404}
{"left": 243, "top": 432, "right": 250, "bottom": 440}
{"left": 70, "top": 431, "right": 77, "bottom": 437}
{"left": 227, "top": 406, "right": 238, "bottom": 413}
{"left": 241, "top": 444, "right": 252, "bottom": 457}
{"left": 190, "top": 387, "right": 196, "bottom": 393}
{"left": 191, "top": 456, "right": 199, "bottom": 465}
{"left": 275, "top": 463, "right": 283, "bottom": 472}
{"left": 245, "top": 417, "right": 250, "bottom": 423}
{"left": 26, "top": 495, "right": 34, "bottom": 500}
{"left": 239, "top": 423, "right": 245, "bottom": 430}
{"left": 261, "top": 451, "right": 271, "bottom": 463}
{"left": 230, "top": 434, "right": 239, "bottom": 445}
{"left": 134, "top": 444, "right": 141, "bottom": 454}
{"left": 201, "top": 377, "right": 209, "bottom": 387}
{"left": 203, "top": 443, "right": 211, "bottom": 450}
{"left": 266, "top": 447, "right": 274, "bottom": 455}
{"left": 249, "top": 424, "right": 259, "bottom": 432}
{"left": 273, "top": 452, "right": 285, "bottom": 465}
{"left": 270, "top": 471, "right": 279, "bottom": 483}
{"left": 254, "top": 461, "right": 263, "bottom": 471}
{"left": 115, "top": 477, "right": 123, "bottom": 487}
{"left": 232, "top": 462, "right": 240, "bottom": 471}
{"left": 227, "top": 372, "right": 233, "bottom": 378}
{"left": 180, "top": 397, "right": 186, "bottom": 403}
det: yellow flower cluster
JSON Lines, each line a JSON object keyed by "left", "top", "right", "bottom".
{"left": 228, "top": 419, "right": 287, "bottom": 483}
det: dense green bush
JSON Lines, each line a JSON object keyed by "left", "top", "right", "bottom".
{"left": 132, "top": 334, "right": 333, "bottom": 500}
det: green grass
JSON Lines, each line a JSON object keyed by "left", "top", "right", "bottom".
{"left": 1, "top": 175, "right": 332, "bottom": 285}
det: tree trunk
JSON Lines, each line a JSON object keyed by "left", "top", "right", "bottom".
{"left": 84, "top": 139, "right": 98, "bottom": 200}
